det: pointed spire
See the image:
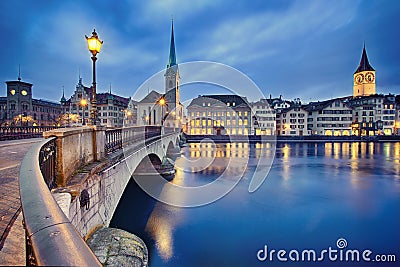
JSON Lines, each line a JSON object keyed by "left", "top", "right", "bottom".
{"left": 18, "top": 65, "right": 21, "bottom": 81}
{"left": 354, "top": 42, "right": 375, "bottom": 74}
{"left": 108, "top": 83, "right": 114, "bottom": 100}
{"left": 60, "top": 86, "right": 66, "bottom": 103}
{"left": 167, "top": 18, "right": 177, "bottom": 68}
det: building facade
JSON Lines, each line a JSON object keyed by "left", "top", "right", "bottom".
{"left": 251, "top": 99, "right": 276, "bottom": 135}
{"left": 0, "top": 77, "right": 62, "bottom": 126}
{"left": 348, "top": 94, "right": 396, "bottom": 135}
{"left": 306, "top": 98, "right": 353, "bottom": 136}
{"left": 276, "top": 105, "right": 309, "bottom": 136}
{"left": 186, "top": 95, "right": 252, "bottom": 135}
{"left": 61, "top": 78, "right": 132, "bottom": 128}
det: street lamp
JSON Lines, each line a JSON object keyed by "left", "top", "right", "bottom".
{"left": 80, "top": 98, "right": 88, "bottom": 125}
{"left": 85, "top": 29, "right": 103, "bottom": 126}
{"left": 158, "top": 96, "right": 167, "bottom": 126}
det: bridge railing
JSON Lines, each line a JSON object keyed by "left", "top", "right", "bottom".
{"left": 0, "top": 126, "right": 60, "bottom": 141}
{"left": 105, "top": 126, "right": 179, "bottom": 154}
{"left": 19, "top": 137, "right": 101, "bottom": 266}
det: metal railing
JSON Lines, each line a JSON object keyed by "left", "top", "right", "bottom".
{"left": 38, "top": 138, "right": 56, "bottom": 189}
{"left": 19, "top": 137, "right": 101, "bottom": 266}
{"left": 105, "top": 126, "right": 178, "bottom": 154}
{"left": 0, "top": 126, "right": 60, "bottom": 141}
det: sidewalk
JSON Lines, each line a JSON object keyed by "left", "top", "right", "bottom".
{"left": 0, "top": 138, "right": 42, "bottom": 265}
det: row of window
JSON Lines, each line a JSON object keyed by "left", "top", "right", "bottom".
{"left": 190, "top": 118, "right": 249, "bottom": 127}
{"left": 190, "top": 111, "right": 249, "bottom": 117}
{"left": 316, "top": 117, "right": 352, "bottom": 121}
{"left": 276, "top": 113, "right": 306, "bottom": 118}
{"left": 320, "top": 110, "right": 352, "bottom": 114}
{"left": 277, "top": 119, "right": 305, "bottom": 124}
{"left": 255, "top": 110, "right": 275, "bottom": 114}
{"left": 190, "top": 128, "right": 249, "bottom": 135}
{"left": 315, "top": 124, "right": 351, "bottom": 128}
{"left": 201, "top": 102, "right": 237, "bottom": 107}
{"left": 257, "top": 117, "right": 275, "bottom": 121}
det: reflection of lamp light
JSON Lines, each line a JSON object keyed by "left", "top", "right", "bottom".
{"left": 85, "top": 29, "right": 103, "bottom": 125}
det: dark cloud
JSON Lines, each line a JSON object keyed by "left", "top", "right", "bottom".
{"left": 0, "top": 0, "right": 399, "bottom": 103}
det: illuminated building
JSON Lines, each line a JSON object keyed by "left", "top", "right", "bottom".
{"left": 306, "top": 98, "right": 353, "bottom": 136}
{"left": 61, "top": 77, "right": 132, "bottom": 128}
{"left": 186, "top": 95, "right": 252, "bottom": 135}
{"left": 0, "top": 75, "right": 62, "bottom": 126}
{"left": 251, "top": 98, "right": 276, "bottom": 135}
{"left": 276, "top": 102, "right": 309, "bottom": 136}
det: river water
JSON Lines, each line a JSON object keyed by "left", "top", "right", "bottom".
{"left": 110, "top": 142, "right": 400, "bottom": 266}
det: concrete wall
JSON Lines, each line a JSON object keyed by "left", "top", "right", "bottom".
{"left": 44, "top": 126, "right": 105, "bottom": 186}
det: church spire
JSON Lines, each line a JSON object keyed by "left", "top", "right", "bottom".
{"left": 167, "top": 18, "right": 177, "bottom": 68}
{"left": 354, "top": 42, "right": 375, "bottom": 74}
{"left": 60, "top": 86, "right": 66, "bottom": 104}
{"left": 18, "top": 64, "right": 21, "bottom": 81}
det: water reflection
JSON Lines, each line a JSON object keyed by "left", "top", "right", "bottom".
{"left": 120, "top": 141, "right": 400, "bottom": 266}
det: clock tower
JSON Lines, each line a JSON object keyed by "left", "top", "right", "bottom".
{"left": 353, "top": 43, "right": 376, "bottom": 97}
{"left": 6, "top": 72, "right": 33, "bottom": 122}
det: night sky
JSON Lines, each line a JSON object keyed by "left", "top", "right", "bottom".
{"left": 0, "top": 0, "right": 399, "bottom": 104}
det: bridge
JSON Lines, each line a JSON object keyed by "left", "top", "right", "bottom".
{"left": 18, "top": 126, "right": 181, "bottom": 266}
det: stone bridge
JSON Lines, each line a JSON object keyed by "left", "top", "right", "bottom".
{"left": 19, "top": 126, "right": 181, "bottom": 266}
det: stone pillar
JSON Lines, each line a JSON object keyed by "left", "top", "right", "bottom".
{"left": 43, "top": 126, "right": 105, "bottom": 186}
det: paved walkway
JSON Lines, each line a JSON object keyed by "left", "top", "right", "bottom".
{"left": 0, "top": 138, "right": 42, "bottom": 266}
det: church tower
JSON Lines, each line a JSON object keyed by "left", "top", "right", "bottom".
{"left": 353, "top": 43, "right": 376, "bottom": 97}
{"left": 164, "top": 19, "right": 180, "bottom": 112}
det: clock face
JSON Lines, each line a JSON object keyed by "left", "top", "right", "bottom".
{"left": 10, "top": 89, "right": 16, "bottom": 95}
{"left": 354, "top": 74, "right": 364, "bottom": 84}
{"left": 21, "top": 90, "right": 28, "bottom": 96}
{"left": 365, "top": 72, "right": 375, "bottom": 83}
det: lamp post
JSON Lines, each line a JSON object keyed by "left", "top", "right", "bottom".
{"left": 158, "top": 96, "right": 167, "bottom": 126}
{"left": 80, "top": 98, "right": 88, "bottom": 125}
{"left": 85, "top": 29, "right": 103, "bottom": 126}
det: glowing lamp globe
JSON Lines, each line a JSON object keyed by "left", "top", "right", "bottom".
{"left": 85, "top": 29, "right": 103, "bottom": 56}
